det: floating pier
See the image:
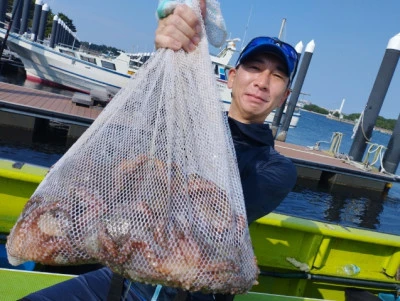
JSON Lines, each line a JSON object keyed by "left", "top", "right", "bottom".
{"left": 0, "top": 82, "right": 398, "bottom": 195}
{"left": 0, "top": 82, "right": 101, "bottom": 145}
{"left": 275, "top": 141, "right": 399, "bottom": 197}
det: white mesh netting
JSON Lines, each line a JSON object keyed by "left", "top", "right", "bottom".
{"left": 6, "top": 0, "right": 259, "bottom": 294}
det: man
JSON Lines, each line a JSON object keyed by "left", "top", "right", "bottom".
{"left": 155, "top": 2, "right": 298, "bottom": 222}
{"left": 21, "top": 3, "right": 298, "bottom": 301}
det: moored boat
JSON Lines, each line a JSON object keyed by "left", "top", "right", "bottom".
{"left": 0, "top": 27, "right": 136, "bottom": 95}
{"left": 0, "top": 157, "right": 398, "bottom": 300}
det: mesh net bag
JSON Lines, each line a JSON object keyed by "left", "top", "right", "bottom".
{"left": 6, "top": 0, "right": 259, "bottom": 294}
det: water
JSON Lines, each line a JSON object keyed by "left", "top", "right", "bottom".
{"left": 1, "top": 73, "right": 399, "bottom": 236}
{"left": 277, "top": 110, "right": 400, "bottom": 235}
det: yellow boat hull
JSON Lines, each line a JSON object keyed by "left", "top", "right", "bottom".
{"left": 0, "top": 158, "right": 399, "bottom": 300}
{"left": 0, "top": 159, "right": 47, "bottom": 233}
{"left": 249, "top": 214, "right": 400, "bottom": 300}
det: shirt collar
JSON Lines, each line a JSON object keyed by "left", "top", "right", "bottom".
{"left": 227, "top": 116, "right": 275, "bottom": 148}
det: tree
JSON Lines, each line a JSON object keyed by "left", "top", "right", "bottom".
{"left": 303, "top": 104, "right": 329, "bottom": 115}
{"left": 80, "top": 41, "right": 122, "bottom": 56}
{"left": 57, "top": 13, "right": 76, "bottom": 32}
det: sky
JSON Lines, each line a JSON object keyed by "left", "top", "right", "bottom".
{"left": 44, "top": 0, "right": 400, "bottom": 119}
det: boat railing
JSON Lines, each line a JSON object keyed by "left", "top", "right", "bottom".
{"left": 57, "top": 42, "right": 82, "bottom": 53}
{"left": 77, "top": 46, "right": 105, "bottom": 57}
{"left": 128, "top": 53, "right": 152, "bottom": 69}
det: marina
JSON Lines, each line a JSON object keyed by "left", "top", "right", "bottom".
{"left": 0, "top": 1, "right": 399, "bottom": 300}
{"left": 0, "top": 81, "right": 398, "bottom": 196}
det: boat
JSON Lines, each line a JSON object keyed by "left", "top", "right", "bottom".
{"left": 0, "top": 27, "right": 137, "bottom": 95}
{"left": 0, "top": 157, "right": 399, "bottom": 301}
{"left": 0, "top": 26, "right": 300, "bottom": 127}
{"left": 265, "top": 105, "right": 301, "bottom": 128}
{"left": 0, "top": 44, "right": 25, "bottom": 72}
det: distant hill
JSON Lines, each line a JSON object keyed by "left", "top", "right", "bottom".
{"left": 303, "top": 104, "right": 396, "bottom": 131}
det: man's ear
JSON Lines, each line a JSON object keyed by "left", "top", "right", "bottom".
{"left": 227, "top": 68, "right": 236, "bottom": 89}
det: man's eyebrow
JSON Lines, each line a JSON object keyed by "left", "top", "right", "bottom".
{"left": 244, "top": 57, "right": 288, "bottom": 76}
{"left": 276, "top": 64, "right": 288, "bottom": 75}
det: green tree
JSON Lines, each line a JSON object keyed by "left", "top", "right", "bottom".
{"left": 9, "top": 1, "right": 76, "bottom": 39}
{"left": 303, "top": 104, "right": 329, "bottom": 115}
{"left": 57, "top": 13, "right": 76, "bottom": 32}
{"left": 80, "top": 41, "right": 122, "bottom": 56}
{"left": 346, "top": 113, "right": 361, "bottom": 121}
{"left": 376, "top": 116, "right": 396, "bottom": 130}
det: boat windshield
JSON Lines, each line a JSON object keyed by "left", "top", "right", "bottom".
{"left": 129, "top": 54, "right": 151, "bottom": 68}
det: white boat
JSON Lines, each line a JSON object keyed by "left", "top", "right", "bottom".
{"left": 0, "top": 28, "right": 137, "bottom": 95}
{"left": 0, "top": 28, "right": 300, "bottom": 127}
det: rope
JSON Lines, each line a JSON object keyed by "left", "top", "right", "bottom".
{"left": 345, "top": 157, "right": 372, "bottom": 171}
{"left": 309, "top": 132, "right": 343, "bottom": 157}
{"left": 329, "top": 132, "right": 343, "bottom": 154}
{"left": 351, "top": 109, "right": 370, "bottom": 142}
{"left": 341, "top": 145, "right": 400, "bottom": 182}
{"left": 363, "top": 142, "right": 387, "bottom": 170}
{"left": 308, "top": 132, "right": 337, "bottom": 151}
{"left": 382, "top": 171, "right": 400, "bottom": 181}
{"left": 308, "top": 131, "right": 399, "bottom": 181}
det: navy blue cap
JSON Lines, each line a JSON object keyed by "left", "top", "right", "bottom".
{"left": 236, "top": 36, "right": 299, "bottom": 81}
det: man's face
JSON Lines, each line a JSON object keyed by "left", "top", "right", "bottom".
{"left": 227, "top": 52, "right": 291, "bottom": 124}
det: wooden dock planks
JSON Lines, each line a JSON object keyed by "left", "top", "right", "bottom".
{"left": 0, "top": 82, "right": 101, "bottom": 122}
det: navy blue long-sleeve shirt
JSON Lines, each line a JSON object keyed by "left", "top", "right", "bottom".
{"left": 228, "top": 117, "right": 297, "bottom": 223}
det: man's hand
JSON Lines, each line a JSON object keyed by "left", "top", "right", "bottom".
{"left": 155, "top": 0, "right": 206, "bottom": 52}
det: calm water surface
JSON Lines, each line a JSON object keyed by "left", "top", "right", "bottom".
{"left": 279, "top": 110, "right": 400, "bottom": 235}
{"left": 1, "top": 72, "right": 399, "bottom": 236}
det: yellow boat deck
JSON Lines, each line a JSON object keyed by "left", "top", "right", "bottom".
{"left": 0, "top": 268, "right": 333, "bottom": 301}
{"left": 249, "top": 214, "right": 400, "bottom": 300}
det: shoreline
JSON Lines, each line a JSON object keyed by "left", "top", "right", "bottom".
{"left": 301, "top": 109, "right": 393, "bottom": 135}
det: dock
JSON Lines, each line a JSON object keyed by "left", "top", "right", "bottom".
{"left": 0, "top": 82, "right": 398, "bottom": 195}
{"left": 0, "top": 82, "right": 101, "bottom": 144}
{"left": 275, "top": 141, "right": 398, "bottom": 197}
{"left": 0, "top": 82, "right": 101, "bottom": 125}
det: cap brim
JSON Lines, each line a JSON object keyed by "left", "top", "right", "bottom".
{"left": 239, "top": 44, "right": 291, "bottom": 76}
